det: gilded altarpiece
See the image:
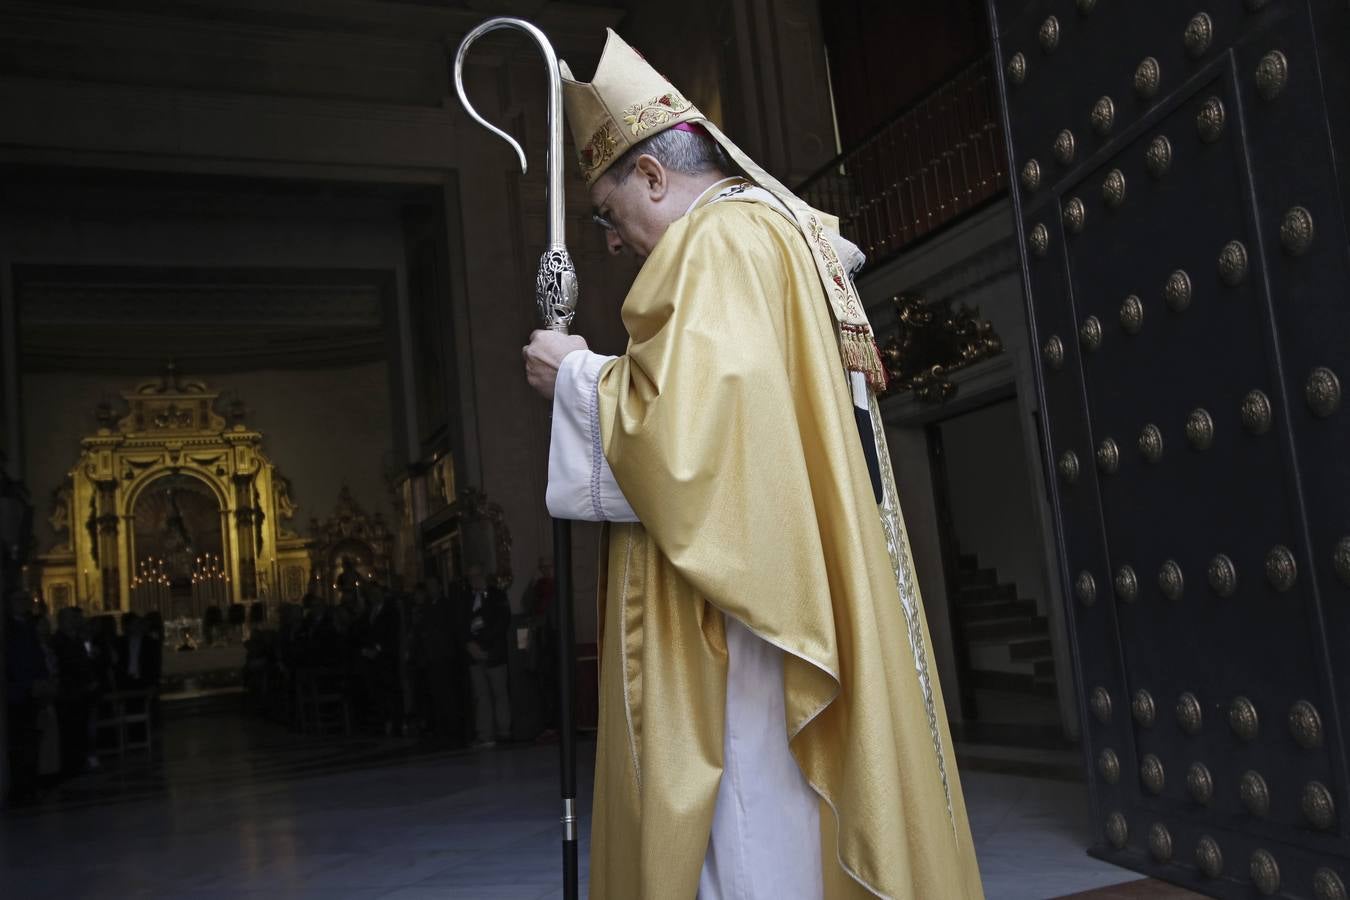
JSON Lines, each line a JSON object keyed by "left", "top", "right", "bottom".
{"left": 38, "top": 373, "right": 311, "bottom": 613}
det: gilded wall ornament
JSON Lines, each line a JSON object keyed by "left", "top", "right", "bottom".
{"left": 1021, "top": 158, "right": 1042, "bottom": 192}
{"left": 1090, "top": 96, "right": 1116, "bottom": 136}
{"left": 1208, "top": 554, "right": 1237, "bottom": 597}
{"left": 1119, "top": 294, "right": 1143, "bottom": 334}
{"left": 1115, "top": 566, "right": 1139, "bottom": 603}
{"left": 1176, "top": 692, "right": 1202, "bottom": 735}
{"left": 1164, "top": 269, "right": 1192, "bottom": 311}
{"left": 1255, "top": 50, "right": 1288, "bottom": 100}
{"left": 1097, "top": 748, "right": 1120, "bottom": 783}
{"left": 1314, "top": 869, "right": 1348, "bottom": 900}
{"left": 1229, "top": 696, "right": 1259, "bottom": 741}
{"left": 880, "top": 293, "right": 1004, "bottom": 402}
{"left": 1134, "top": 57, "right": 1161, "bottom": 99}
{"left": 1059, "top": 450, "right": 1081, "bottom": 484}
{"left": 1132, "top": 689, "right": 1156, "bottom": 728}
{"left": 1240, "top": 770, "right": 1270, "bottom": 817}
{"left": 1105, "top": 812, "right": 1128, "bottom": 849}
{"left": 1102, "top": 169, "right": 1126, "bottom": 208}
{"left": 1306, "top": 367, "right": 1341, "bottom": 417}
{"left": 1080, "top": 316, "right": 1103, "bottom": 351}
{"left": 1043, "top": 335, "right": 1065, "bottom": 370}
{"left": 1138, "top": 424, "right": 1163, "bottom": 463}
{"left": 1140, "top": 755, "right": 1165, "bottom": 795}
{"left": 1218, "top": 240, "right": 1248, "bottom": 286}
{"left": 1053, "top": 129, "right": 1076, "bottom": 165}
{"left": 1195, "top": 836, "right": 1224, "bottom": 878}
{"left": 1039, "top": 16, "right": 1061, "bottom": 52}
{"left": 1158, "top": 560, "right": 1184, "bottom": 601}
{"left": 1147, "top": 822, "right": 1173, "bottom": 862}
{"left": 1064, "top": 197, "right": 1086, "bottom": 233}
{"left": 1185, "top": 408, "right": 1215, "bottom": 450}
{"left": 1303, "top": 781, "right": 1336, "bottom": 830}
{"left": 1281, "top": 206, "right": 1314, "bottom": 254}
{"left": 1029, "top": 223, "right": 1050, "bottom": 256}
{"left": 1289, "top": 699, "right": 1324, "bottom": 749}
{"left": 1184, "top": 13, "right": 1214, "bottom": 58}
{"left": 1251, "top": 849, "right": 1280, "bottom": 896}
{"left": 1096, "top": 438, "right": 1120, "bottom": 475}
{"left": 1007, "top": 52, "right": 1028, "bottom": 85}
{"left": 1241, "top": 390, "right": 1272, "bottom": 434}
{"left": 1075, "top": 571, "right": 1097, "bottom": 606}
{"left": 1197, "top": 96, "right": 1226, "bottom": 143}
{"left": 1265, "top": 545, "right": 1297, "bottom": 591}
{"left": 1146, "top": 135, "right": 1173, "bottom": 178}
{"left": 1334, "top": 536, "right": 1350, "bottom": 586}
{"left": 1091, "top": 686, "right": 1113, "bottom": 724}
{"left": 1187, "top": 762, "right": 1214, "bottom": 804}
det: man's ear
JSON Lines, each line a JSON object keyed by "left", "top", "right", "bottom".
{"left": 635, "top": 153, "right": 667, "bottom": 200}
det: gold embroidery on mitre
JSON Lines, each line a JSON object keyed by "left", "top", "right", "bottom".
{"left": 579, "top": 118, "right": 621, "bottom": 182}
{"left": 621, "top": 91, "right": 694, "bottom": 136}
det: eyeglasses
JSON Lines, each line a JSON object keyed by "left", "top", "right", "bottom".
{"left": 592, "top": 162, "right": 636, "bottom": 232}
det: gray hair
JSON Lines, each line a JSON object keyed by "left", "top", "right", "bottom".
{"left": 610, "top": 126, "right": 735, "bottom": 181}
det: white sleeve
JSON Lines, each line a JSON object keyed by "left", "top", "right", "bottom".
{"left": 546, "top": 350, "right": 639, "bottom": 523}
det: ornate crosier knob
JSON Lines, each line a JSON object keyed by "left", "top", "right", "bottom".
{"left": 537, "top": 246, "right": 579, "bottom": 333}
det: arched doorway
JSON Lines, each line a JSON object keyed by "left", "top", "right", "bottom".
{"left": 130, "top": 472, "right": 226, "bottom": 618}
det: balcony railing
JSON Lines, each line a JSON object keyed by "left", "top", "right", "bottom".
{"left": 796, "top": 55, "right": 1007, "bottom": 269}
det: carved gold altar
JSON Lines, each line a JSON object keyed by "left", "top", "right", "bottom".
{"left": 37, "top": 370, "right": 311, "bottom": 614}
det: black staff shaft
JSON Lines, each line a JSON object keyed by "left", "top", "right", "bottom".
{"left": 554, "top": 517, "right": 578, "bottom": 900}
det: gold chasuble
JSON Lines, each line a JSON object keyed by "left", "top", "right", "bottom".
{"left": 564, "top": 29, "right": 983, "bottom": 900}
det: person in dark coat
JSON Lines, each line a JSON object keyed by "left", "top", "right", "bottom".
{"left": 457, "top": 564, "right": 511, "bottom": 747}
{"left": 5, "top": 591, "right": 52, "bottom": 804}
{"left": 358, "top": 582, "right": 401, "bottom": 735}
{"left": 51, "top": 606, "right": 99, "bottom": 775}
{"left": 116, "top": 613, "right": 162, "bottom": 689}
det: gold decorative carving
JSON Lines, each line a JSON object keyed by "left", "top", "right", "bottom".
{"left": 1303, "top": 781, "right": 1336, "bottom": 830}
{"left": 1281, "top": 206, "right": 1315, "bottom": 254}
{"left": 1185, "top": 408, "right": 1215, "bottom": 450}
{"left": 1138, "top": 424, "right": 1163, "bottom": 463}
{"left": 1240, "top": 770, "right": 1270, "bottom": 817}
{"left": 1251, "top": 849, "right": 1280, "bottom": 897}
{"left": 1255, "top": 50, "right": 1289, "bottom": 100}
{"left": 1039, "top": 16, "right": 1061, "bottom": 52}
{"left": 1289, "top": 700, "right": 1324, "bottom": 749}
{"left": 1091, "top": 686, "right": 1113, "bottom": 725}
{"left": 1140, "top": 755, "right": 1165, "bottom": 795}
{"left": 1176, "top": 692, "right": 1203, "bottom": 735}
{"left": 1059, "top": 450, "right": 1081, "bottom": 484}
{"left": 1090, "top": 96, "right": 1116, "bottom": 136}
{"left": 1134, "top": 57, "right": 1161, "bottom": 99}
{"left": 1054, "top": 129, "right": 1076, "bottom": 165}
{"left": 1133, "top": 689, "right": 1156, "bottom": 728}
{"left": 1097, "top": 748, "right": 1120, "bottom": 783}
{"left": 1079, "top": 316, "right": 1103, "bottom": 352}
{"left": 1064, "top": 196, "right": 1086, "bottom": 233}
{"left": 1241, "top": 390, "right": 1272, "bottom": 434}
{"left": 1229, "top": 696, "right": 1259, "bottom": 741}
{"left": 1120, "top": 294, "right": 1144, "bottom": 334}
{"left": 1195, "top": 836, "right": 1224, "bottom": 878}
{"left": 1102, "top": 169, "right": 1126, "bottom": 208}
{"left": 1021, "top": 159, "right": 1042, "bottom": 192}
{"left": 1335, "top": 536, "right": 1350, "bottom": 586}
{"left": 1096, "top": 439, "right": 1120, "bottom": 475}
{"left": 1029, "top": 223, "right": 1050, "bottom": 256}
{"left": 1219, "top": 240, "right": 1248, "bottom": 286}
{"left": 1147, "top": 823, "right": 1173, "bottom": 862}
{"left": 1306, "top": 367, "right": 1341, "bottom": 417}
{"left": 1164, "top": 269, "right": 1192, "bottom": 312}
{"left": 1314, "top": 869, "right": 1348, "bottom": 900}
{"left": 1187, "top": 762, "right": 1214, "bottom": 805}
{"left": 1265, "top": 545, "right": 1297, "bottom": 591}
{"left": 1146, "top": 135, "right": 1173, "bottom": 178}
{"left": 878, "top": 293, "right": 1004, "bottom": 403}
{"left": 1208, "top": 554, "right": 1238, "bottom": 597}
{"left": 1043, "top": 335, "right": 1065, "bottom": 371}
{"left": 1105, "top": 812, "right": 1128, "bottom": 849}
{"left": 1197, "top": 97, "right": 1226, "bottom": 143}
{"left": 1158, "top": 560, "right": 1184, "bottom": 602}
{"left": 1184, "top": 13, "right": 1214, "bottom": 57}
{"left": 1075, "top": 571, "right": 1098, "bottom": 606}
{"left": 1008, "top": 52, "right": 1028, "bottom": 85}
{"left": 1115, "top": 565, "right": 1139, "bottom": 603}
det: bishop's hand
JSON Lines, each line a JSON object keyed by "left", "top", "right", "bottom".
{"left": 523, "top": 330, "right": 588, "bottom": 401}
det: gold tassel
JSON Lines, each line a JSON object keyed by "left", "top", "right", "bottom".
{"left": 839, "top": 327, "right": 888, "bottom": 393}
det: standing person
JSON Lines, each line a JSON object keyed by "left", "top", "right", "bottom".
{"left": 412, "top": 579, "right": 464, "bottom": 744}
{"left": 521, "top": 30, "right": 982, "bottom": 898}
{"left": 457, "top": 564, "right": 510, "bottom": 748}
{"left": 358, "top": 582, "right": 401, "bottom": 735}
{"left": 4, "top": 591, "right": 51, "bottom": 805}
{"left": 519, "top": 558, "right": 558, "bottom": 737}
{"left": 50, "top": 607, "right": 98, "bottom": 776}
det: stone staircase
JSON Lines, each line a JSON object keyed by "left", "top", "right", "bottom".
{"left": 955, "top": 553, "right": 1056, "bottom": 697}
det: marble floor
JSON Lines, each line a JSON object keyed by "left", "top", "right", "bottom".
{"left": 0, "top": 712, "right": 1142, "bottom": 899}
